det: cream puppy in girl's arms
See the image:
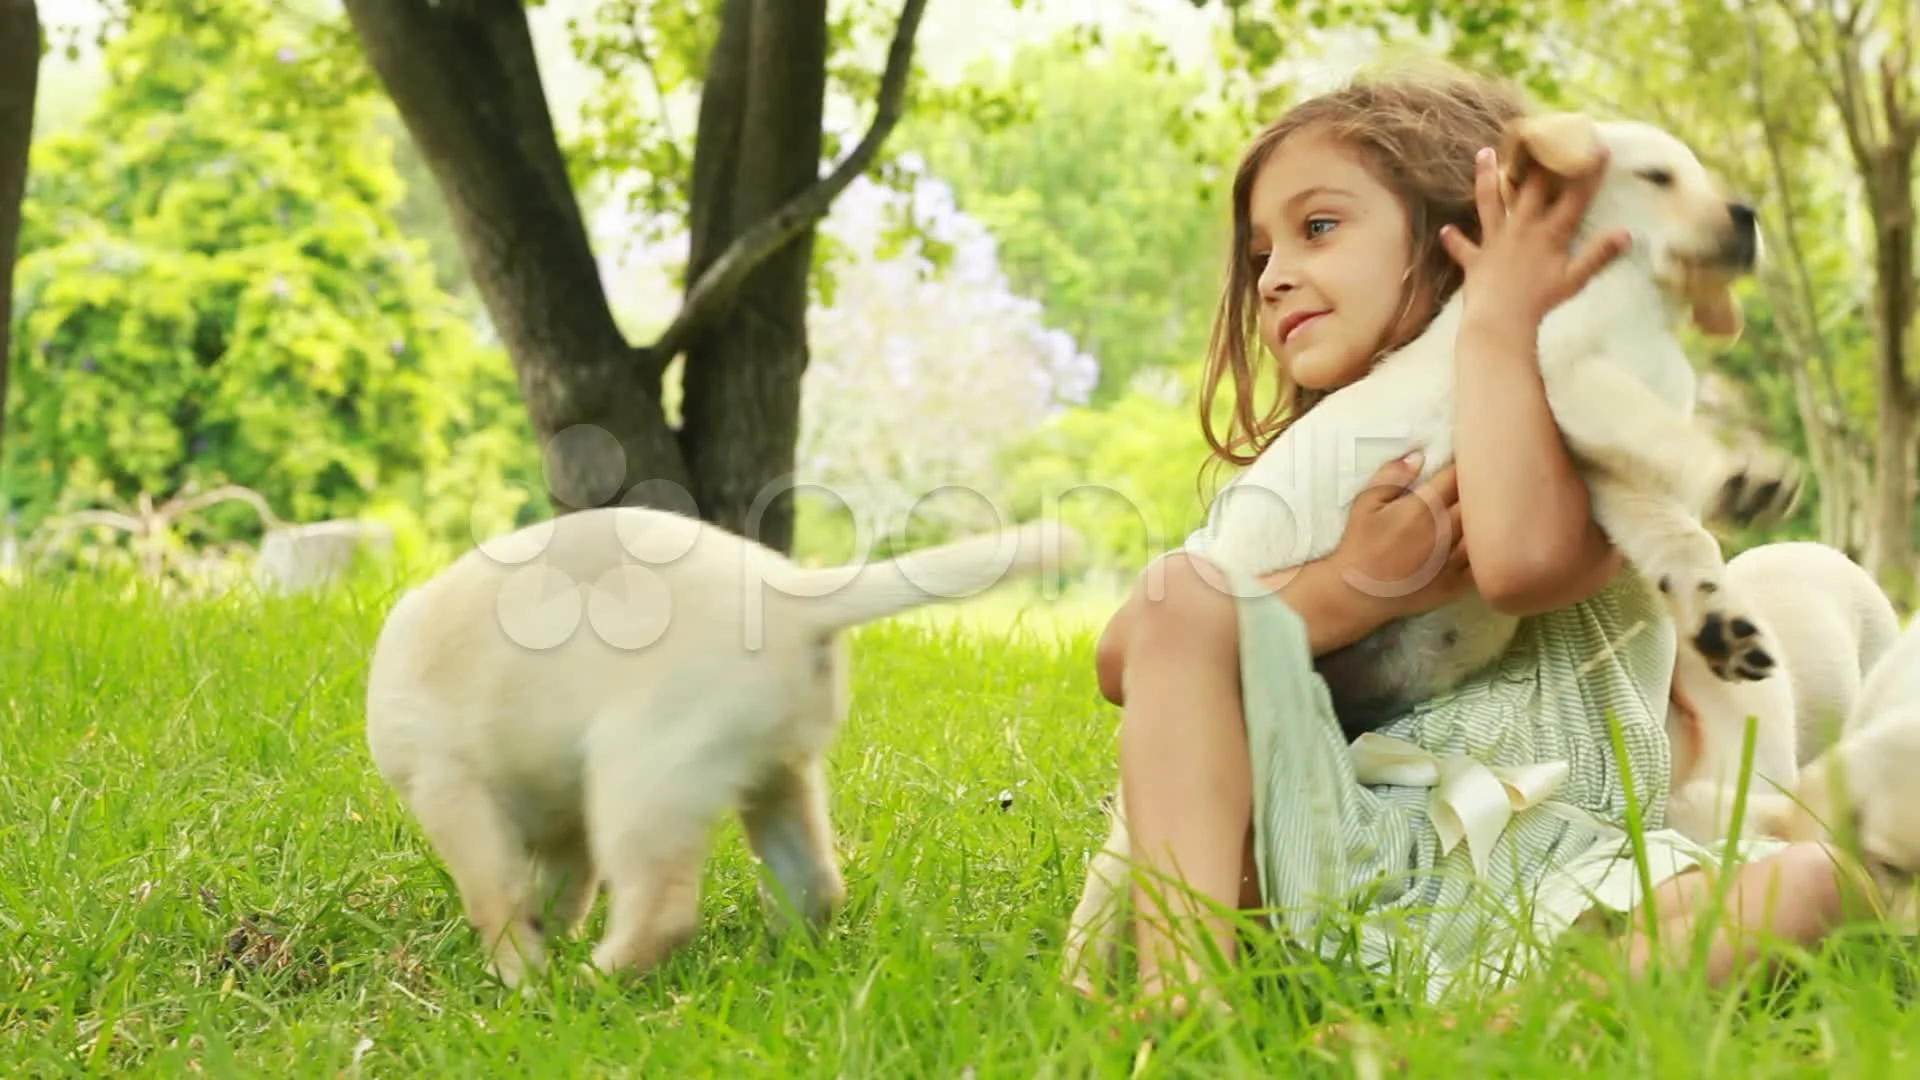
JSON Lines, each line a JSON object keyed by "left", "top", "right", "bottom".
{"left": 1201, "top": 110, "right": 1800, "bottom": 721}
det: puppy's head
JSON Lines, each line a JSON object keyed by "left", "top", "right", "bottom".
{"left": 1772, "top": 728, "right": 1920, "bottom": 885}
{"left": 1500, "top": 113, "right": 1760, "bottom": 341}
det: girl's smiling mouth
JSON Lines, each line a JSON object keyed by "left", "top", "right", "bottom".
{"left": 1281, "top": 310, "right": 1328, "bottom": 342}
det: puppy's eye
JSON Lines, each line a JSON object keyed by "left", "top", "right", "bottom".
{"left": 1637, "top": 167, "right": 1675, "bottom": 188}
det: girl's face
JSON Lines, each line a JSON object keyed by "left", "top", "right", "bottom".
{"left": 1246, "top": 131, "right": 1418, "bottom": 393}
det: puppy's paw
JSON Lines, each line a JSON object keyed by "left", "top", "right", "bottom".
{"left": 1663, "top": 577, "right": 1776, "bottom": 682}
{"left": 1694, "top": 607, "right": 1776, "bottom": 681}
{"left": 486, "top": 931, "right": 546, "bottom": 991}
{"left": 1635, "top": 527, "right": 1774, "bottom": 682}
{"left": 1708, "top": 450, "right": 1802, "bottom": 527}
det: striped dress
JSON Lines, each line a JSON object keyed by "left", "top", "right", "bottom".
{"left": 1181, "top": 522, "right": 1750, "bottom": 1001}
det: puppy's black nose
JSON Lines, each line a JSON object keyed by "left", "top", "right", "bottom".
{"left": 1727, "top": 200, "right": 1759, "bottom": 267}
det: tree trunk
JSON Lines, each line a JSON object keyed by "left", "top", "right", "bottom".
{"left": 0, "top": 0, "right": 41, "bottom": 457}
{"left": 1869, "top": 388, "right": 1916, "bottom": 592}
{"left": 339, "top": 0, "right": 692, "bottom": 519}
{"left": 1864, "top": 140, "right": 1917, "bottom": 597}
{"left": 342, "top": 0, "right": 927, "bottom": 554}
{"left": 675, "top": 0, "right": 827, "bottom": 553}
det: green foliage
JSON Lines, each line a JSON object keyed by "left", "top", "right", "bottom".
{"left": 999, "top": 366, "right": 1218, "bottom": 572}
{"left": 5, "top": 0, "right": 544, "bottom": 548}
{"left": 560, "top": 0, "right": 964, "bottom": 222}
{"left": 562, "top": 0, "right": 716, "bottom": 250}
{"left": 899, "top": 32, "right": 1242, "bottom": 402}
{"left": 793, "top": 363, "right": 1215, "bottom": 577}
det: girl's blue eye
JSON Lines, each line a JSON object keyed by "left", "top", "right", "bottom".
{"left": 1307, "top": 217, "right": 1336, "bottom": 238}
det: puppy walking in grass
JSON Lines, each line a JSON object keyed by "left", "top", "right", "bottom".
{"left": 365, "top": 503, "right": 1078, "bottom": 989}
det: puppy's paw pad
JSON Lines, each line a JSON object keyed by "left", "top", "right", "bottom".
{"left": 1692, "top": 607, "right": 1775, "bottom": 681}
{"left": 1711, "top": 453, "right": 1803, "bottom": 526}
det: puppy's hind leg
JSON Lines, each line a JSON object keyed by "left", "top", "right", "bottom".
{"left": 590, "top": 844, "right": 707, "bottom": 980}
{"left": 582, "top": 710, "right": 761, "bottom": 979}
{"left": 740, "top": 754, "right": 847, "bottom": 933}
{"left": 407, "top": 768, "right": 547, "bottom": 989}
{"left": 583, "top": 752, "right": 726, "bottom": 979}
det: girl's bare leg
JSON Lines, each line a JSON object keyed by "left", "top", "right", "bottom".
{"left": 1110, "top": 553, "right": 1260, "bottom": 1010}
{"left": 1315, "top": 843, "right": 1869, "bottom": 1052}
{"left": 1618, "top": 841, "right": 1865, "bottom": 985}
{"left": 1473, "top": 842, "right": 1872, "bottom": 1028}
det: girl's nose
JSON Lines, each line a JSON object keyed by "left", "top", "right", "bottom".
{"left": 1258, "top": 259, "right": 1294, "bottom": 300}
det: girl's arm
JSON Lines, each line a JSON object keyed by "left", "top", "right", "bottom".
{"left": 1095, "top": 557, "right": 1400, "bottom": 707}
{"left": 1257, "top": 558, "right": 1402, "bottom": 656}
{"left": 1452, "top": 314, "right": 1623, "bottom": 616}
{"left": 1095, "top": 454, "right": 1473, "bottom": 706}
{"left": 1439, "top": 145, "right": 1632, "bottom": 618}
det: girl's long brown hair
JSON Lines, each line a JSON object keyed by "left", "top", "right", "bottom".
{"left": 1199, "top": 66, "right": 1533, "bottom": 479}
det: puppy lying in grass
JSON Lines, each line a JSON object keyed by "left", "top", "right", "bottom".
{"left": 1748, "top": 610, "right": 1920, "bottom": 890}
{"left": 365, "top": 504, "right": 1079, "bottom": 989}
{"left": 1664, "top": 541, "right": 1901, "bottom": 844}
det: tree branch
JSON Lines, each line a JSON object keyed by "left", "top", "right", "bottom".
{"left": 1829, "top": 2, "right": 1881, "bottom": 161}
{"left": 1773, "top": 0, "right": 1875, "bottom": 167}
{"left": 1884, "top": 35, "right": 1920, "bottom": 148}
{"left": 1838, "top": 0, "right": 1867, "bottom": 37}
{"left": 678, "top": 0, "right": 753, "bottom": 332}
{"left": 163, "top": 483, "right": 285, "bottom": 532}
{"left": 648, "top": 0, "right": 929, "bottom": 366}
{"left": 344, "top": 0, "right": 693, "bottom": 498}
{"left": 626, "top": 4, "right": 685, "bottom": 176}
{"left": 340, "top": 0, "right": 624, "bottom": 356}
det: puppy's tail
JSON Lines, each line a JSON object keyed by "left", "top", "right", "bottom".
{"left": 772, "top": 519, "right": 1083, "bottom": 632}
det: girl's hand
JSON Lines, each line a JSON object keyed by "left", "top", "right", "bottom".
{"left": 1330, "top": 451, "right": 1474, "bottom": 620}
{"left": 1437, "top": 144, "right": 1632, "bottom": 328}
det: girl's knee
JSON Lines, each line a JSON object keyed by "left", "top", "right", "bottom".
{"left": 1096, "top": 553, "right": 1240, "bottom": 706}
{"left": 1095, "top": 613, "right": 1130, "bottom": 705}
{"left": 1130, "top": 553, "right": 1240, "bottom": 647}
{"left": 1808, "top": 841, "right": 1896, "bottom": 915}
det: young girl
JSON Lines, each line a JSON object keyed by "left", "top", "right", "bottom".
{"left": 1096, "top": 68, "right": 1868, "bottom": 1015}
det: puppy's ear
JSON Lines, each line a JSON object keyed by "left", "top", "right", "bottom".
{"left": 1688, "top": 275, "right": 1744, "bottom": 341}
{"left": 1499, "top": 112, "right": 1606, "bottom": 197}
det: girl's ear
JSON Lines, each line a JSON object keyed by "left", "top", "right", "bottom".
{"left": 1498, "top": 113, "right": 1606, "bottom": 200}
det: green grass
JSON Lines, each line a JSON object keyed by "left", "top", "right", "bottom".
{"left": 6, "top": 572, "right": 1920, "bottom": 1076}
